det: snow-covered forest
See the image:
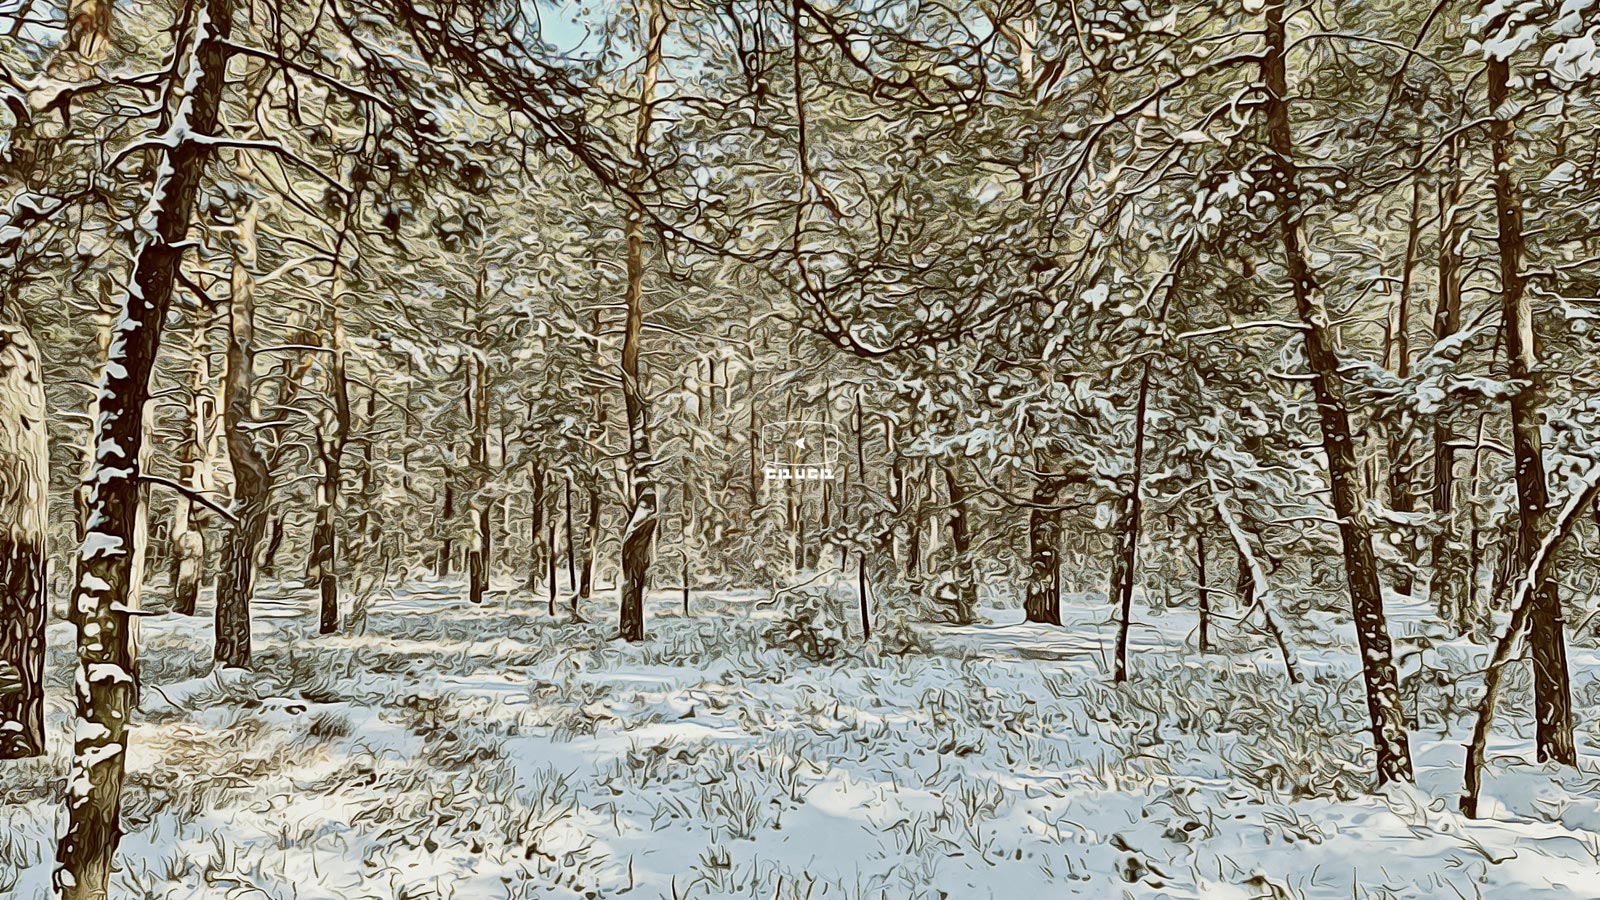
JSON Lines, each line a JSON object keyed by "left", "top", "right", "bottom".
{"left": 3, "top": 0, "right": 1600, "bottom": 897}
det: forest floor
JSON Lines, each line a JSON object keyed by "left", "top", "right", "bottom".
{"left": 3, "top": 574, "right": 1600, "bottom": 899}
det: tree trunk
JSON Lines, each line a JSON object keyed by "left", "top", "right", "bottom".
{"left": 1261, "top": 2, "right": 1411, "bottom": 784}
{"left": 467, "top": 344, "right": 490, "bottom": 607}
{"left": 1024, "top": 479, "right": 1063, "bottom": 625}
{"left": 1430, "top": 135, "right": 1467, "bottom": 624}
{"left": 312, "top": 266, "right": 351, "bottom": 632}
{"left": 436, "top": 482, "right": 454, "bottom": 578}
{"left": 0, "top": 311, "right": 47, "bottom": 760}
{"left": 1196, "top": 528, "right": 1210, "bottom": 654}
{"left": 169, "top": 302, "right": 216, "bottom": 616}
{"left": 528, "top": 461, "right": 545, "bottom": 596}
{"left": 617, "top": 0, "right": 666, "bottom": 643}
{"left": 1385, "top": 171, "right": 1424, "bottom": 595}
{"left": 214, "top": 194, "right": 268, "bottom": 671}
{"left": 56, "top": 2, "right": 233, "bottom": 893}
{"left": 581, "top": 475, "right": 599, "bottom": 600}
{"left": 1486, "top": 49, "right": 1575, "bottom": 765}
{"left": 941, "top": 461, "right": 977, "bottom": 625}
{"left": 1114, "top": 363, "right": 1152, "bottom": 682}
{"left": 565, "top": 473, "right": 576, "bottom": 592}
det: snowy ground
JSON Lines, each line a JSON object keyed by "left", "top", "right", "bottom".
{"left": 3, "top": 574, "right": 1600, "bottom": 899}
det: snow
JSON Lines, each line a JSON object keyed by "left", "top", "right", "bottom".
{"left": 78, "top": 532, "right": 126, "bottom": 560}
{"left": 2, "top": 576, "right": 1598, "bottom": 899}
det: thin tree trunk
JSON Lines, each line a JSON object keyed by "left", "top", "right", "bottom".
{"left": 56, "top": 1, "right": 233, "bottom": 892}
{"left": 941, "top": 461, "right": 977, "bottom": 625}
{"left": 467, "top": 342, "right": 490, "bottom": 607}
{"left": 1114, "top": 363, "right": 1153, "bottom": 682}
{"left": 169, "top": 302, "right": 216, "bottom": 616}
{"left": 1385, "top": 171, "right": 1424, "bottom": 595}
{"left": 1486, "top": 48, "right": 1575, "bottom": 766}
{"left": 214, "top": 195, "right": 268, "bottom": 671}
{"left": 1196, "top": 528, "right": 1210, "bottom": 654}
{"left": 313, "top": 260, "right": 352, "bottom": 632}
{"left": 529, "top": 461, "right": 545, "bottom": 596}
{"left": 1430, "top": 135, "right": 1467, "bottom": 624}
{"left": 436, "top": 482, "right": 454, "bottom": 578}
{"left": 0, "top": 311, "right": 47, "bottom": 760}
{"left": 581, "top": 475, "right": 599, "bottom": 601}
{"left": 1024, "top": 479, "right": 1063, "bottom": 625}
{"left": 1462, "top": 466, "right": 1600, "bottom": 816}
{"left": 617, "top": 0, "right": 666, "bottom": 643}
{"left": 1261, "top": 2, "right": 1411, "bottom": 784}
{"left": 565, "top": 473, "right": 576, "bottom": 592}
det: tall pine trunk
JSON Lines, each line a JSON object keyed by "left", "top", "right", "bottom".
{"left": 1261, "top": 1, "right": 1412, "bottom": 784}
{"left": 169, "top": 302, "right": 216, "bottom": 616}
{"left": 214, "top": 192, "right": 268, "bottom": 670}
{"left": 1486, "top": 48, "right": 1575, "bottom": 765}
{"left": 0, "top": 311, "right": 47, "bottom": 760}
{"left": 312, "top": 265, "right": 351, "bottom": 632}
{"left": 617, "top": 0, "right": 666, "bottom": 643}
{"left": 1429, "top": 136, "right": 1467, "bottom": 624}
{"left": 1113, "top": 363, "right": 1152, "bottom": 682}
{"left": 1024, "top": 478, "right": 1063, "bottom": 625}
{"left": 56, "top": 1, "right": 234, "bottom": 892}
{"left": 940, "top": 461, "right": 977, "bottom": 625}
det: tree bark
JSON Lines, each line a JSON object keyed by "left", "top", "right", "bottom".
{"left": 1429, "top": 135, "right": 1467, "bottom": 624}
{"left": 169, "top": 302, "right": 217, "bottom": 617}
{"left": 312, "top": 264, "right": 352, "bottom": 632}
{"left": 1486, "top": 49, "right": 1575, "bottom": 765}
{"left": 214, "top": 194, "right": 268, "bottom": 671}
{"left": 1261, "top": 1, "right": 1411, "bottom": 784}
{"left": 0, "top": 311, "right": 47, "bottom": 760}
{"left": 528, "top": 460, "right": 545, "bottom": 596}
{"left": 1114, "top": 363, "right": 1152, "bottom": 682}
{"left": 467, "top": 341, "right": 490, "bottom": 607}
{"left": 1024, "top": 478, "right": 1063, "bottom": 625}
{"left": 56, "top": 1, "right": 234, "bottom": 893}
{"left": 1196, "top": 528, "right": 1210, "bottom": 654}
{"left": 940, "top": 461, "right": 977, "bottom": 625}
{"left": 617, "top": 0, "right": 666, "bottom": 643}
{"left": 1385, "top": 171, "right": 1425, "bottom": 595}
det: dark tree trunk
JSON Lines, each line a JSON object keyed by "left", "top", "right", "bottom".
{"left": 1486, "top": 50, "right": 1575, "bottom": 766}
{"left": 617, "top": 0, "right": 665, "bottom": 643}
{"left": 941, "top": 461, "right": 977, "bottom": 625}
{"left": 565, "top": 474, "right": 576, "bottom": 592}
{"left": 466, "top": 346, "right": 490, "bottom": 607}
{"left": 1430, "top": 135, "right": 1467, "bottom": 625}
{"left": 1024, "top": 479, "right": 1063, "bottom": 625}
{"left": 580, "top": 476, "right": 599, "bottom": 600}
{"left": 169, "top": 303, "right": 216, "bottom": 616}
{"left": 56, "top": 2, "right": 233, "bottom": 893}
{"left": 1196, "top": 528, "right": 1210, "bottom": 654}
{"left": 1261, "top": 2, "right": 1411, "bottom": 784}
{"left": 257, "top": 513, "right": 285, "bottom": 577}
{"left": 313, "top": 267, "right": 351, "bottom": 633}
{"left": 436, "top": 482, "right": 454, "bottom": 578}
{"left": 1114, "top": 363, "right": 1152, "bottom": 682}
{"left": 0, "top": 312, "right": 47, "bottom": 760}
{"left": 528, "top": 461, "right": 545, "bottom": 596}
{"left": 215, "top": 196, "right": 268, "bottom": 671}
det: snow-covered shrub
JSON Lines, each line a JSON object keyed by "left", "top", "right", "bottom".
{"left": 873, "top": 604, "right": 929, "bottom": 656}
{"left": 762, "top": 586, "right": 846, "bottom": 663}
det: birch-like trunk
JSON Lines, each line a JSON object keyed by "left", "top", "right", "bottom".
{"left": 0, "top": 310, "right": 47, "bottom": 760}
